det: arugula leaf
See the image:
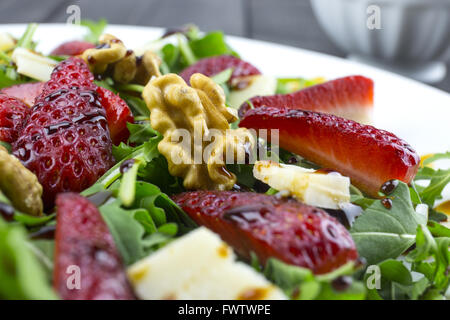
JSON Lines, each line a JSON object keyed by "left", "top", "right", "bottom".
{"left": 422, "top": 151, "right": 450, "bottom": 166}
{"left": 99, "top": 200, "right": 146, "bottom": 265}
{"left": 120, "top": 93, "right": 150, "bottom": 117}
{"left": 350, "top": 182, "right": 426, "bottom": 265}
{"left": 127, "top": 121, "right": 160, "bottom": 144}
{"left": 81, "top": 19, "right": 107, "bottom": 43}
{"left": 263, "top": 258, "right": 365, "bottom": 300}
{"left": 0, "top": 65, "right": 29, "bottom": 89}
{"left": 414, "top": 151, "right": 450, "bottom": 207}
{"left": 189, "top": 31, "right": 235, "bottom": 59}
{"left": 407, "top": 225, "right": 450, "bottom": 293}
{"left": 420, "top": 169, "right": 450, "bottom": 206}
{"left": 0, "top": 218, "right": 58, "bottom": 299}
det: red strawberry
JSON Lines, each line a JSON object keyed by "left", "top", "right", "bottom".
{"left": 51, "top": 40, "right": 95, "bottom": 56}
{"left": 13, "top": 57, "right": 114, "bottom": 209}
{"left": 54, "top": 193, "right": 135, "bottom": 300}
{"left": 36, "top": 57, "right": 96, "bottom": 101}
{"left": 173, "top": 191, "right": 358, "bottom": 274}
{"left": 0, "top": 82, "right": 44, "bottom": 107}
{"left": 239, "top": 75, "right": 374, "bottom": 123}
{"left": 180, "top": 55, "right": 261, "bottom": 84}
{"left": 96, "top": 87, "right": 134, "bottom": 145}
{"left": 239, "top": 107, "right": 420, "bottom": 197}
{"left": 0, "top": 94, "right": 30, "bottom": 143}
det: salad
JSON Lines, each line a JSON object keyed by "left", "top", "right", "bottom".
{"left": 0, "top": 21, "right": 449, "bottom": 301}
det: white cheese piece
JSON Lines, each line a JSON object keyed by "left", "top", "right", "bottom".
{"left": 11, "top": 48, "right": 57, "bottom": 81}
{"left": 127, "top": 227, "right": 286, "bottom": 300}
{"left": 253, "top": 160, "right": 350, "bottom": 209}
{"left": 0, "top": 33, "right": 15, "bottom": 52}
{"left": 228, "top": 74, "right": 276, "bottom": 110}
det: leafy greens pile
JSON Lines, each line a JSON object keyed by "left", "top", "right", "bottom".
{"left": 0, "top": 21, "right": 449, "bottom": 300}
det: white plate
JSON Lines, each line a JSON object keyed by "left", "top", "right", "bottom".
{"left": 1, "top": 23, "right": 449, "bottom": 156}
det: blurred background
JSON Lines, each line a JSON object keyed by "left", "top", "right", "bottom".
{"left": 0, "top": 0, "right": 449, "bottom": 92}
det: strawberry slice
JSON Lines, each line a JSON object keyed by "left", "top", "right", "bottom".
{"left": 238, "top": 75, "right": 374, "bottom": 124}
{"left": 239, "top": 107, "right": 419, "bottom": 197}
{"left": 54, "top": 193, "right": 135, "bottom": 300}
{"left": 0, "top": 94, "right": 30, "bottom": 143}
{"left": 96, "top": 87, "right": 134, "bottom": 145}
{"left": 173, "top": 191, "right": 358, "bottom": 274}
{"left": 51, "top": 40, "right": 96, "bottom": 56}
{"left": 0, "top": 82, "right": 44, "bottom": 107}
{"left": 180, "top": 55, "right": 261, "bottom": 84}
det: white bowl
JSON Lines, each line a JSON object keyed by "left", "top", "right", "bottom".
{"left": 310, "top": 0, "right": 450, "bottom": 82}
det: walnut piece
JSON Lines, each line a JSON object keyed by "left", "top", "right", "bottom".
{"left": 143, "top": 73, "right": 254, "bottom": 191}
{"left": 81, "top": 34, "right": 161, "bottom": 84}
{"left": 82, "top": 34, "right": 127, "bottom": 74}
{"left": 0, "top": 146, "right": 43, "bottom": 216}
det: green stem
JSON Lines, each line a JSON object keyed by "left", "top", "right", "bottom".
{"left": 119, "top": 160, "right": 141, "bottom": 207}
{"left": 115, "top": 84, "right": 145, "bottom": 93}
{"left": 16, "top": 23, "right": 38, "bottom": 49}
{"left": 177, "top": 34, "right": 196, "bottom": 66}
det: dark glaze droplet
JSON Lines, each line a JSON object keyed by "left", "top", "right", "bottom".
{"left": 29, "top": 225, "right": 56, "bottom": 240}
{"left": 223, "top": 204, "right": 270, "bottom": 226}
{"left": 0, "top": 202, "right": 15, "bottom": 221}
{"left": 45, "top": 121, "right": 72, "bottom": 135}
{"left": 331, "top": 276, "right": 353, "bottom": 292}
{"left": 380, "top": 179, "right": 399, "bottom": 195}
{"left": 120, "top": 159, "right": 135, "bottom": 174}
{"left": 315, "top": 168, "right": 338, "bottom": 175}
{"left": 86, "top": 191, "right": 113, "bottom": 207}
{"left": 44, "top": 89, "right": 69, "bottom": 102}
{"left": 87, "top": 55, "right": 96, "bottom": 64}
{"left": 381, "top": 198, "right": 393, "bottom": 209}
{"left": 287, "top": 156, "right": 298, "bottom": 164}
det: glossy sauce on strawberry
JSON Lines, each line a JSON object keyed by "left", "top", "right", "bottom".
{"left": 239, "top": 107, "right": 420, "bottom": 197}
{"left": 173, "top": 191, "right": 358, "bottom": 274}
{"left": 54, "top": 193, "right": 135, "bottom": 300}
{"left": 0, "top": 94, "right": 30, "bottom": 143}
{"left": 180, "top": 55, "right": 261, "bottom": 84}
{"left": 12, "top": 58, "right": 115, "bottom": 209}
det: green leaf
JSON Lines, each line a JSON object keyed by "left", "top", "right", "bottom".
{"left": 350, "top": 182, "right": 425, "bottom": 265}
{"left": 420, "top": 169, "right": 450, "bottom": 206}
{"left": 211, "top": 68, "right": 233, "bottom": 85}
{"left": 263, "top": 259, "right": 365, "bottom": 300}
{"left": 427, "top": 221, "right": 450, "bottom": 237}
{"left": 189, "top": 31, "right": 235, "bottom": 59}
{"left": 120, "top": 94, "right": 150, "bottom": 117}
{"left": 13, "top": 212, "right": 55, "bottom": 227}
{"left": 127, "top": 122, "right": 160, "bottom": 144}
{"left": 0, "top": 218, "right": 58, "bottom": 299}
{"left": 81, "top": 19, "right": 107, "bottom": 43}
{"left": 422, "top": 151, "right": 450, "bottom": 166}
{"left": 99, "top": 200, "right": 146, "bottom": 265}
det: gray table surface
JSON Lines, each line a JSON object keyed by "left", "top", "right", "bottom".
{"left": 1, "top": 0, "right": 449, "bottom": 92}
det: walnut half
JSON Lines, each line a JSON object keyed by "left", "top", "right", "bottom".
{"left": 81, "top": 34, "right": 161, "bottom": 85}
{"left": 143, "top": 73, "right": 254, "bottom": 191}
